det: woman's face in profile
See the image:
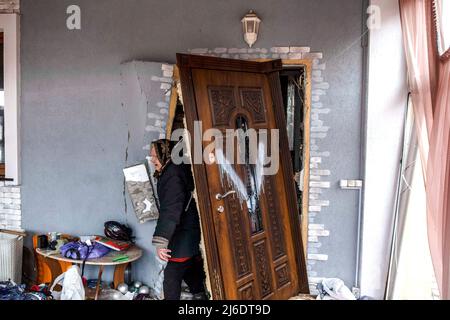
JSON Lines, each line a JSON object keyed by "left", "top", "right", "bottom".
{"left": 150, "top": 146, "right": 162, "bottom": 171}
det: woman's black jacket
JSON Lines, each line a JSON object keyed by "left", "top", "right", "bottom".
{"left": 151, "top": 161, "right": 201, "bottom": 258}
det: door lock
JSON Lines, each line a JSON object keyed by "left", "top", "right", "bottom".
{"left": 215, "top": 190, "right": 236, "bottom": 200}
{"left": 217, "top": 206, "right": 225, "bottom": 213}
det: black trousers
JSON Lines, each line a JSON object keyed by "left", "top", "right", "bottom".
{"left": 163, "top": 255, "right": 206, "bottom": 300}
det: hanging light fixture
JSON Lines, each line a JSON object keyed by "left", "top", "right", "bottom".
{"left": 241, "top": 10, "right": 261, "bottom": 48}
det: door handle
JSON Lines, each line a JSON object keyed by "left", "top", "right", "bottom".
{"left": 215, "top": 190, "right": 236, "bottom": 200}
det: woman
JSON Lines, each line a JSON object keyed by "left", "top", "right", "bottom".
{"left": 150, "top": 139, "right": 206, "bottom": 300}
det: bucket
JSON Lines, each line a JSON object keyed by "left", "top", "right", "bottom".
{"left": 0, "top": 233, "right": 23, "bottom": 283}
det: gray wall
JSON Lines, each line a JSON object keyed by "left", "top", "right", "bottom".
{"left": 21, "top": 0, "right": 363, "bottom": 289}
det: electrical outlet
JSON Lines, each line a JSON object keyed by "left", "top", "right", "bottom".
{"left": 340, "top": 179, "right": 363, "bottom": 190}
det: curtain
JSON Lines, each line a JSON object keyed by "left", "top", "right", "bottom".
{"left": 399, "top": 0, "right": 434, "bottom": 172}
{"left": 399, "top": 0, "right": 450, "bottom": 299}
{"left": 427, "top": 60, "right": 450, "bottom": 298}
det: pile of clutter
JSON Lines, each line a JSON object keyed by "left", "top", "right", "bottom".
{"left": 92, "top": 281, "right": 202, "bottom": 300}
{"left": 47, "top": 264, "right": 158, "bottom": 300}
{"left": 110, "top": 281, "right": 158, "bottom": 300}
{"left": 0, "top": 281, "right": 51, "bottom": 300}
{"left": 315, "top": 278, "right": 374, "bottom": 300}
{"left": 37, "top": 221, "right": 135, "bottom": 262}
{"left": 102, "top": 280, "right": 204, "bottom": 300}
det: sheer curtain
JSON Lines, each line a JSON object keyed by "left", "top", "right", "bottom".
{"left": 399, "top": 0, "right": 450, "bottom": 299}
{"left": 427, "top": 59, "right": 450, "bottom": 298}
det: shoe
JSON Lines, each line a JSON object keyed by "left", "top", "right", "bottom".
{"left": 192, "top": 292, "right": 208, "bottom": 300}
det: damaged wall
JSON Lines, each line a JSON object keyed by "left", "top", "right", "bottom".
{"left": 20, "top": 0, "right": 364, "bottom": 292}
{"left": 119, "top": 61, "right": 174, "bottom": 295}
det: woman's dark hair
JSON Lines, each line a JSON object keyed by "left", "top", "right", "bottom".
{"left": 151, "top": 139, "right": 176, "bottom": 176}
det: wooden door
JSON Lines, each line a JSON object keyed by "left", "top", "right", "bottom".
{"left": 177, "top": 54, "right": 308, "bottom": 300}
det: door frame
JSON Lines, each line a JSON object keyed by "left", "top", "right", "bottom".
{"left": 176, "top": 53, "right": 309, "bottom": 299}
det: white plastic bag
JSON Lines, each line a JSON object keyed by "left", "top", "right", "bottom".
{"left": 50, "top": 265, "right": 85, "bottom": 300}
{"left": 317, "top": 278, "right": 356, "bottom": 300}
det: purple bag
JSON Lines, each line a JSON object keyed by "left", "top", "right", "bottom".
{"left": 60, "top": 241, "right": 111, "bottom": 260}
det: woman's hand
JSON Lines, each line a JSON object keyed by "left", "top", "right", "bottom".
{"left": 157, "top": 248, "right": 172, "bottom": 261}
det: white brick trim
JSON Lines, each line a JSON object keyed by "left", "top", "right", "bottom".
{"left": 0, "top": 183, "right": 21, "bottom": 230}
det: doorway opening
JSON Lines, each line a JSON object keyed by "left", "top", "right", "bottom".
{"left": 279, "top": 66, "right": 307, "bottom": 243}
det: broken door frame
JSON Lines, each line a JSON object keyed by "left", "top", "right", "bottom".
{"left": 167, "top": 59, "right": 312, "bottom": 259}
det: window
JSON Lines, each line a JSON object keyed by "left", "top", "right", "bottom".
{"left": 434, "top": 0, "right": 450, "bottom": 57}
{"left": 388, "top": 100, "right": 439, "bottom": 299}
{"left": 0, "top": 14, "right": 20, "bottom": 183}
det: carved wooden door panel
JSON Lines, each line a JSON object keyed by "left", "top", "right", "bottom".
{"left": 177, "top": 54, "right": 308, "bottom": 300}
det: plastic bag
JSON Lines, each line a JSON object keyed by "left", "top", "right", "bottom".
{"left": 50, "top": 265, "right": 85, "bottom": 300}
{"left": 316, "top": 278, "right": 356, "bottom": 300}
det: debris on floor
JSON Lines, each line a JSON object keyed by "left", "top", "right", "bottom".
{"left": 0, "top": 281, "right": 49, "bottom": 300}
{"left": 98, "top": 289, "right": 135, "bottom": 300}
{"left": 289, "top": 293, "right": 317, "bottom": 300}
{"left": 112, "top": 281, "right": 160, "bottom": 300}
{"left": 316, "top": 278, "right": 356, "bottom": 300}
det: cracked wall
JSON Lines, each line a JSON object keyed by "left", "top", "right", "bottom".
{"left": 120, "top": 61, "right": 173, "bottom": 297}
